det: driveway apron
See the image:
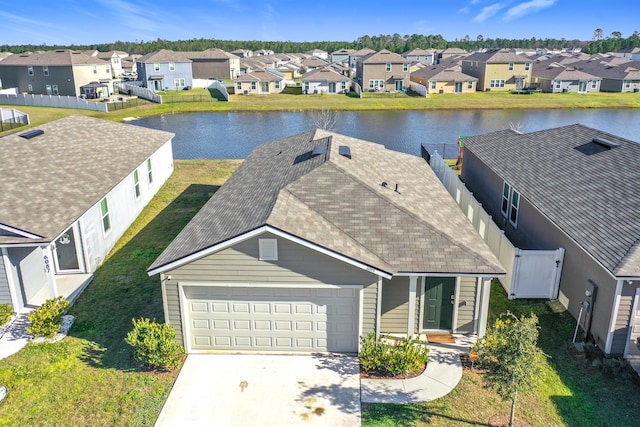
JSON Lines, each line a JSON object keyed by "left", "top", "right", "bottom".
{"left": 155, "top": 354, "right": 361, "bottom": 427}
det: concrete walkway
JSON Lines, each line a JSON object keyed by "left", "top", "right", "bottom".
{"left": 361, "top": 335, "right": 475, "bottom": 403}
{"left": 0, "top": 310, "right": 32, "bottom": 360}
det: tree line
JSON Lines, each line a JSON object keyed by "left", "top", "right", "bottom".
{"left": 1, "top": 31, "right": 638, "bottom": 55}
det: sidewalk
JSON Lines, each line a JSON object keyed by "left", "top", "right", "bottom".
{"left": 361, "top": 335, "right": 474, "bottom": 403}
{"left": 0, "top": 310, "right": 32, "bottom": 360}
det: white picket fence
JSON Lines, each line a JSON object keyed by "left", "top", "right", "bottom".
{"left": 429, "top": 151, "right": 564, "bottom": 299}
{"left": 0, "top": 93, "right": 108, "bottom": 112}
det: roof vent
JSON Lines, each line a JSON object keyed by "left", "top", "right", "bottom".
{"left": 19, "top": 129, "right": 44, "bottom": 139}
{"left": 311, "top": 145, "right": 326, "bottom": 157}
{"left": 338, "top": 145, "right": 351, "bottom": 159}
{"left": 592, "top": 137, "right": 619, "bottom": 148}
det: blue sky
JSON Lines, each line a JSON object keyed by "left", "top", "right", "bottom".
{"left": 0, "top": 0, "right": 637, "bottom": 46}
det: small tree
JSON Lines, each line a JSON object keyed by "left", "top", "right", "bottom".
{"left": 473, "top": 312, "right": 542, "bottom": 427}
{"left": 125, "top": 318, "right": 183, "bottom": 370}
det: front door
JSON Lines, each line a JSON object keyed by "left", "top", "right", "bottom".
{"left": 54, "top": 225, "right": 82, "bottom": 272}
{"left": 454, "top": 82, "right": 463, "bottom": 93}
{"left": 423, "top": 277, "right": 455, "bottom": 330}
{"left": 395, "top": 80, "right": 404, "bottom": 91}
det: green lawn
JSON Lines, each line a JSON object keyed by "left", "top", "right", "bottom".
{"left": 0, "top": 160, "right": 241, "bottom": 426}
{"left": 362, "top": 283, "right": 640, "bottom": 427}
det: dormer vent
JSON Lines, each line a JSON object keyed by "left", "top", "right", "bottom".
{"left": 338, "top": 145, "right": 351, "bottom": 159}
{"left": 311, "top": 145, "right": 326, "bottom": 157}
{"left": 19, "top": 129, "right": 44, "bottom": 139}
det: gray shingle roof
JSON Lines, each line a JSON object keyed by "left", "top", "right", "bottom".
{"left": 149, "top": 130, "right": 504, "bottom": 276}
{"left": 301, "top": 68, "right": 349, "bottom": 82}
{"left": 531, "top": 64, "right": 600, "bottom": 81}
{"left": 0, "top": 50, "right": 108, "bottom": 66}
{"left": 411, "top": 66, "right": 477, "bottom": 82}
{"left": 0, "top": 116, "right": 174, "bottom": 243}
{"left": 360, "top": 49, "right": 408, "bottom": 64}
{"left": 464, "top": 124, "right": 640, "bottom": 277}
{"left": 463, "top": 49, "right": 529, "bottom": 63}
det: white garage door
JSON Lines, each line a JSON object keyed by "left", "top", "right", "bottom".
{"left": 184, "top": 286, "right": 359, "bottom": 353}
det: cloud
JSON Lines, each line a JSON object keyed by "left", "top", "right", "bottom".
{"left": 210, "top": 0, "right": 246, "bottom": 13}
{"left": 472, "top": 3, "right": 505, "bottom": 22}
{"left": 459, "top": 6, "right": 470, "bottom": 14}
{"left": 504, "top": 0, "right": 556, "bottom": 21}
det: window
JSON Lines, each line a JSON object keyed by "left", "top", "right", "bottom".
{"left": 554, "top": 80, "right": 561, "bottom": 89}
{"left": 52, "top": 85, "right": 58, "bottom": 95}
{"left": 368, "top": 79, "right": 384, "bottom": 89}
{"left": 43, "top": 65, "right": 49, "bottom": 76}
{"left": 467, "top": 81, "right": 473, "bottom": 89}
{"left": 92, "top": 65, "right": 97, "bottom": 74}
{"left": 27, "top": 84, "right": 33, "bottom": 92}
{"left": 133, "top": 169, "right": 141, "bottom": 199}
{"left": 236, "top": 81, "right": 242, "bottom": 90}
{"left": 275, "top": 80, "right": 280, "bottom": 89}
{"left": 490, "top": 79, "right": 505, "bottom": 88}
{"left": 501, "top": 182, "right": 511, "bottom": 216}
{"left": 259, "top": 238, "right": 278, "bottom": 261}
{"left": 28, "top": 66, "right": 33, "bottom": 76}
{"left": 508, "top": 63, "right": 514, "bottom": 71}
{"left": 304, "top": 81, "right": 309, "bottom": 92}
{"left": 251, "top": 81, "right": 256, "bottom": 90}
{"left": 154, "top": 63, "right": 160, "bottom": 72}
{"left": 169, "top": 62, "right": 175, "bottom": 71}
{"left": 46, "top": 85, "right": 52, "bottom": 95}
{"left": 624, "top": 80, "right": 631, "bottom": 89}
{"left": 385, "top": 63, "right": 391, "bottom": 72}
{"left": 100, "top": 198, "right": 111, "bottom": 234}
{"left": 174, "top": 78, "right": 186, "bottom": 88}
{"left": 430, "top": 81, "right": 437, "bottom": 90}
{"left": 524, "top": 62, "right": 531, "bottom": 71}
{"left": 509, "top": 190, "right": 520, "bottom": 226}
{"left": 403, "top": 63, "right": 409, "bottom": 72}
{"left": 341, "top": 81, "right": 347, "bottom": 90}
{"left": 146, "top": 159, "right": 153, "bottom": 184}
{"left": 591, "top": 80, "right": 598, "bottom": 89}
{"left": 106, "top": 65, "right": 110, "bottom": 73}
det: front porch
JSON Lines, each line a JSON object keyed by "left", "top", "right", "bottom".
{"left": 29, "top": 274, "right": 93, "bottom": 307}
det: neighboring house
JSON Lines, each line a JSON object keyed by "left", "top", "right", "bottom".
{"left": 300, "top": 57, "right": 330, "bottom": 72}
{"left": 276, "top": 63, "right": 301, "bottom": 80}
{"left": 438, "top": 48, "right": 468, "bottom": 62}
{"left": 331, "top": 48, "right": 355, "bottom": 64}
{"left": 356, "top": 49, "right": 411, "bottom": 92}
{"left": 0, "top": 116, "right": 174, "bottom": 312}
{"left": 349, "top": 48, "right": 376, "bottom": 68}
{"left": 137, "top": 50, "right": 193, "bottom": 91}
{"left": 461, "top": 49, "right": 533, "bottom": 91}
{"left": 460, "top": 124, "right": 640, "bottom": 368}
{"left": 614, "top": 47, "right": 640, "bottom": 61}
{"left": 305, "top": 49, "right": 329, "bottom": 60}
{"left": 254, "top": 49, "right": 274, "bottom": 56}
{"left": 186, "top": 49, "right": 240, "bottom": 80}
{"left": 0, "top": 50, "right": 112, "bottom": 96}
{"left": 121, "top": 55, "right": 139, "bottom": 75}
{"left": 578, "top": 60, "right": 640, "bottom": 93}
{"left": 148, "top": 130, "right": 503, "bottom": 354}
{"left": 301, "top": 68, "right": 350, "bottom": 94}
{"left": 530, "top": 63, "right": 601, "bottom": 93}
{"left": 402, "top": 48, "right": 437, "bottom": 65}
{"left": 95, "top": 50, "right": 129, "bottom": 77}
{"left": 231, "top": 49, "right": 253, "bottom": 58}
{"left": 234, "top": 69, "right": 286, "bottom": 94}
{"left": 411, "top": 66, "right": 477, "bottom": 94}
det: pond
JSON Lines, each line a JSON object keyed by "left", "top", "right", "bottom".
{"left": 133, "top": 109, "right": 640, "bottom": 159}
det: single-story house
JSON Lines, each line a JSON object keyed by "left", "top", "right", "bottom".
{"left": 0, "top": 116, "right": 174, "bottom": 312}
{"left": 301, "top": 68, "right": 350, "bottom": 94}
{"left": 411, "top": 66, "right": 478, "bottom": 94}
{"left": 531, "top": 63, "right": 601, "bottom": 92}
{"left": 148, "top": 130, "right": 504, "bottom": 354}
{"left": 460, "top": 124, "right": 640, "bottom": 369}
{"left": 234, "top": 69, "right": 286, "bottom": 94}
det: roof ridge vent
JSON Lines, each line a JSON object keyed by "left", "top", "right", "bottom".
{"left": 592, "top": 137, "right": 619, "bottom": 148}
{"left": 19, "top": 129, "right": 44, "bottom": 139}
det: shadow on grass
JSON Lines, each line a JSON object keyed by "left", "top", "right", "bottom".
{"left": 362, "top": 403, "right": 486, "bottom": 426}
{"left": 69, "top": 183, "right": 219, "bottom": 371}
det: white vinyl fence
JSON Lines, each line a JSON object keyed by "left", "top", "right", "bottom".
{"left": 115, "top": 82, "right": 162, "bottom": 103}
{"left": 409, "top": 81, "right": 427, "bottom": 97}
{"left": 0, "top": 93, "right": 108, "bottom": 112}
{"left": 429, "top": 151, "right": 564, "bottom": 299}
{"left": 352, "top": 81, "right": 363, "bottom": 98}
{"left": 0, "top": 107, "right": 29, "bottom": 131}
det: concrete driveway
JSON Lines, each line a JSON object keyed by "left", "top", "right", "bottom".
{"left": 155, "top": 354, "right": 361, "bottom": 427}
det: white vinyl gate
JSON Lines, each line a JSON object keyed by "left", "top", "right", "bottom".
{"left": 429, "top": 152, "right": 565, "bottom": 299}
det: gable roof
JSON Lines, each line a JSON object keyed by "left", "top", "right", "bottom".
{"left": 149, "top": 130, "right": 504, "bottom": 277}
{"left": 403, "top": 48, "right": 437, "bottom": 56}
{"left": 186, "top": 49, "right": 236, "bottom": 60}
{"left": 235, "top": 69, "right": 284, "bottom": 82}
{"left": 137, "top": 49, "right": 191, "bottom": 63}
{"left": 531, "top": 64, "right": 600, "bottom": 81}
{"left": 0, "top": 116, "right": 174, "bottom": 244}
{"left": 359, "top": 49, "right": 408, "bottom": 64}
{"left": 0, "top": 50, "right": 108, "bottom": 66}
{"left": 463, "top": 49, "right": 529, "bottom": 64}
{"left": 301, "top": 68, "right": 349, "bottom": 82}
{"left": 411, "top": 66, "right": 477, "bottom": 82}
{"left": 464, "top": 124, "right": 640, "bottom": 278}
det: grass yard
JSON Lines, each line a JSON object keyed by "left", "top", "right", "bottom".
{"left": 362, "top": 283, "right": 640, "bottom": 427}
{"left": 0, "top": 160, "right": 241, "bottom": 426}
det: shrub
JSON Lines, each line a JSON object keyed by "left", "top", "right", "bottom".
{"left": 26, "top": 297, "right": 70, "bottom": 338}
{"left": 125, "top": 318, "right": 183, "bottom": 370}
{"left": 359, "top": 332, "right": 429, "bottom": 376}
{"left": 0, "top": 303, "right": 14, "bottom": 326}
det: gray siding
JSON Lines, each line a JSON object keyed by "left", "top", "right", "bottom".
{"left": 163, "top": 282, "right": 183, "bottom": 345}
{"left": 0, "top": 258, "right": 11, "bottom": 307}
{"left": 611, "top": 284, "right": 635, "bottom": 356}
{"left": 362, "top": 281, "right": 378, "bottom": 334}
{"left": 380, "top": 276, "right": 409, "bottom": 334}
{"left": 0, "top": 64, "right": 76, "bottom": 96}
{"left": 456, "top": 277, "right": 477, "bottom": 333}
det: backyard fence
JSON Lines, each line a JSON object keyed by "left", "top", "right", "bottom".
{"left": 428, "top": 151, "right": 565, "bottom": 299}
{"left": 115, "top": 82, "right": 162, "bottom": 103}
{"left": 0, "top": 93, "right": 108, "bottom": 112}
{"left": 0, "top": 108, "right": 29, "bottom": 131}
{"left": 352, "top": 81, "right": 363, "bottom": 98}
{"left": 409, "top": 82, "right": 428, "bottom": 97}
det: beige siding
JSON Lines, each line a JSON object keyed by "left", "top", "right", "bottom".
{"left": 164, "top": 282, "right": 183, "bottom": 345}
{"left": 0, "top": 259, "right": 11, "bottom": 307}
{"left": 362, "top": 281, "right": 378, "bottom": 334}
{"left": 380, "top": 276, "right": 409, "bottom": 333}
{"left": 611, "top": 286, "right": 634, "bottom": 356}
{"left": 456, "top": 277, "right": 477, "bottom": 333}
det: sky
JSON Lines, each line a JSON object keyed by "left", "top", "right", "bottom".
{"left": 0, "top": 0, "right": 637, "bottom": 46}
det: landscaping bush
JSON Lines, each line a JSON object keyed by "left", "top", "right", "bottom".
{"left": 359, "top": 332, "right": 429, "bottom": 376}
{"left": 125, "top": 318, "right": 183, "bottom": 370}
{"left": 26, "top": 297, "right": 70, "bottom": 338}
{"left": 0, "top": 303, "right": 14, "bottom": 326}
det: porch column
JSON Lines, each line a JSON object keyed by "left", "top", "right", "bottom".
{"left": 375, "top": 276, "right": 383, "bottom": 338}
{"left": 407, "top": 276, "right": 418, "bottom": 336}
{"left": 477, "top": 278, "right": 491, "bottom": 337}
{"left": 1, "top": 247, "right": 21, "bottom": 311}
{"left": 43, "top": 246, "right": 58, "bottom": 299}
